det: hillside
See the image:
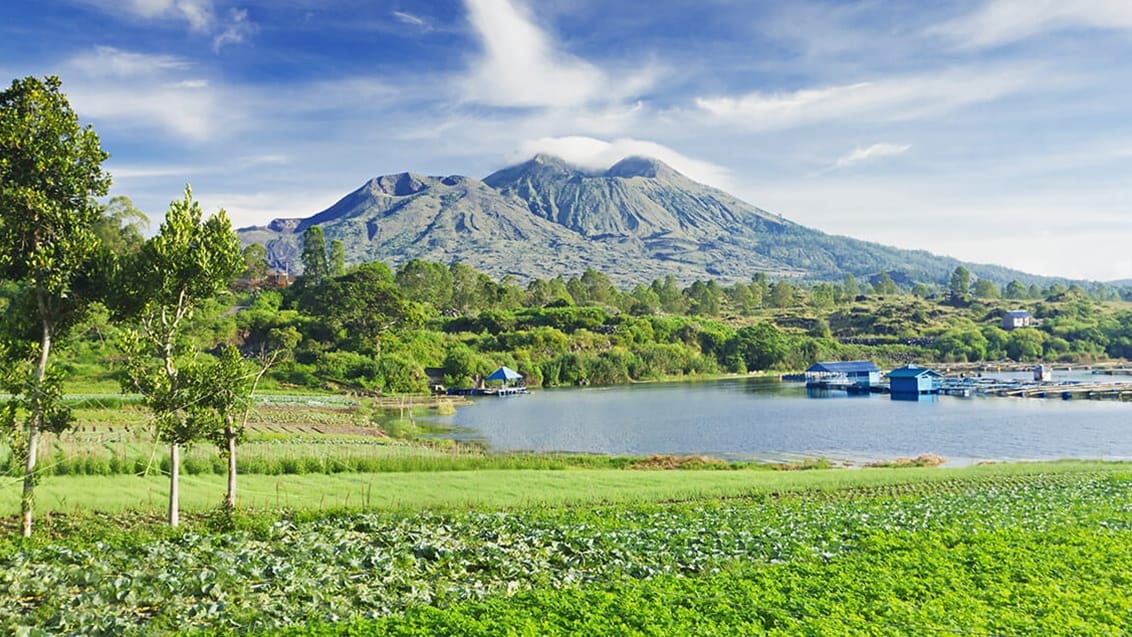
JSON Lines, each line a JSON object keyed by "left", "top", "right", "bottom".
{"left": 238, "top": 154, "right": 1052, "bottom": 287}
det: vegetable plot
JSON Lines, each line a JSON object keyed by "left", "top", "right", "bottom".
{"left": 0, "top": 472, "right": 1128, "bottom": 635}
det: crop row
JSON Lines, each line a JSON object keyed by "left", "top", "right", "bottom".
{"left": 1, "top": 472, "right": 1128, "bottom": 635}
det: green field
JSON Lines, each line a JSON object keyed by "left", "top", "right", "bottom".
{"left": 0, "top": 461, "right": 1119, "bottom": 517}
{"left": 1, "top": 463, "right": 1129, "bottom": 635}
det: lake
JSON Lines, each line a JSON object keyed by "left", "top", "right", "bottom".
{"left": 428, "top": 376, "right": 1132, "bottom": 466}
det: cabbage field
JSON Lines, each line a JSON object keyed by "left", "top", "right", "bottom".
{"left": 1, "top": 467, "right": 1129, "bottom": 635}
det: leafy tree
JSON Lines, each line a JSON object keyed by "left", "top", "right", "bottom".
{"left": 1004, "top": 279, "right": 1027, "bottom": 300}
{"left": 329, "top": 239, "right": 346, "bottom": 277}
{"left": 808, "top": 283, "right": 836, "bottom": 309}
{"left": 948, "top": 266, "right": 971, "bottom": 305}
{"left": 872, "top": 272, "right": 898, "bottom": 295}
{"left": 729, "top": 323, "right": 789, "bottom": 371}
{"left": 0, "top": 75, "right": 111, "bottom": 536}
{"left": 300, "top": 225, "right": 329, "bottom": 284}
{"left": 769, "top": 281, "right": 796, "bottom": 308}
{"left": 301, "top": 262, "right": 424, "bottom": 350}
{"left": 685, "top": 280, "right": 723, "bottom": 316}
{"left": 973, "top": 278, "right": 999, "bottom": 299}
{"left": 202, "top": 332, "right": 297, "bottom": 510}
{"left": 628, "top": 284, "right": 660, "bottom": 316}
{"left": 115, "top": 187, "right": 243, "bottom": 526}
{"left": 93, "top": 195, "right": 148, "bottom": 254}
{"left": 241, "top": 244, "right": 271, "bottom": 287}
{"left": 652, "top": 275, "right": 688, "bottom": 314}
{"left": 842, "top": 273, "right": 860, "bottom": 300}
{"left": 396, "top": 259, "right": 453, "bottom": 310}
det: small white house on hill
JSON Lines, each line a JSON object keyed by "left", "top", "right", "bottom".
{"left": 1002, "top": 310, "right": 1033, "bottom": 330}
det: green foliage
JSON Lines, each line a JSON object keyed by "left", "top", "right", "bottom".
{"left": 299, "top": 263, "right": 424, "bottom": 346}
{"left": 0, "top": 471, "right": 1126, "bottom": 634}
{"left": 0, "top": 75, "right": 112, "bottom": 535}
{"left": 300, "top": 226, "right": 329, "bottom": 285}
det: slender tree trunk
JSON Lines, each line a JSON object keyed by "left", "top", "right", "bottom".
{"left": 169, "top": 442, "right": 180, "bottom": 527}
{"left": 225, "top": 423, "right": 237, "bottom": 510}
{"left": 21, "top": 320, "right": 52, "bottom": 537}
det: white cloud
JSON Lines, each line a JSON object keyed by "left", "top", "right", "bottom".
{"left": 393, "top": 11, "right": 428, "bottom": 28}
{"left": 69, "top": 46, "right": 191, "bottom": 77}
{"left": 64, "top": 47, "right": 222, "bottom": 140}
{"left": 512, "top": 136, "right": 732, "bottom": 189}
{"left": 834, "top": 143, "right": 911, "bottom": 168}
{"left": 461, "top": 0, "right": 655, "bottom": 108}
{"left": 933, "top": 0, "right": 1132, "bottom": 48}
{"left": 695, "top": 66, "right": 1040, "bottom": 131}
{"left": 212, "top": 8, "right": 256, "bottom": 52}
{"left": 73, "top": 0, "right": 255, "bottom": 49}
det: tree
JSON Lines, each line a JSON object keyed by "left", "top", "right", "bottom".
{"left": 300, "top": 262, "right": 424, "bottom": 349}
{"left": 842, "top": 273, "right": 860, "bottom": 300}
{"left": 973, "top": 278, "right": 1000, "bottom": 299}
{"left": 769, "top": 281, "right": 796, "bottom": 308}
{"left": 1004, "top": 279, "right": 1028, "bottom": 300}
{"left": 329, "top": 239, "right": 346, "bottom": 277}
{"left": 300, "top": 225, "right": 329, "bottom": 284}
{"left": 201, "top": 332, "right": 297, "bottom": 511}
{"left": 94, "top": 195, "right": 148, "bottom": 255}
{"left": 729, "top": 323, "right": 789, "bottom": 371}
{"left": 651, "top": 275, "right": 687, "bottom": 314}
{"left": 948, "top": 266, "right": 971, "bottom": 305}
{"left": 395, "top": 259, "right": 453, "bottom": 310}
{"left": 116, "top": 187, "right": 243, "bottom": 526}
{"left": 872, "top": 272, "right": 898, "bottom": 295}
{"left": 0, "top": 75, "right": 111, "bottom": 536}
{"left": 240, "top": 243, "right": 271, "bottom": 287}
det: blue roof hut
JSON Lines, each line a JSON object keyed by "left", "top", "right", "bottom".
{"left": 804, "top": 361, "right": 880, "bottom": 390}
{"left": 887, "top": 365, "right": 942, "bottom": 396}
{"left": 485, "top": 366, "right": 523, "bottom": 386}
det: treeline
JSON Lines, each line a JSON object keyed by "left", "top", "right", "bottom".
{"left": 221, "top": 229, "right": 1132, "bottom": 396}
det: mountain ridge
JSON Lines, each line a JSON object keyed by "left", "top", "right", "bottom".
{"left": 238, "top": 155, "right": 1063, "bottom": 287}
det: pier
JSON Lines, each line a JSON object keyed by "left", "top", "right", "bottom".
{"left": 936, "top": 377, "right": 1132, "bottom": 400}
{"left": 446, "top": 386, "right": 529, "bottom": 397}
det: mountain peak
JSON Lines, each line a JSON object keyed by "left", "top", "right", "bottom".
{"left": 605, "top": 156, "right": 675, "bottom": 179}
{"left": 367, "top": 172, "right": 431, "bottom": 197}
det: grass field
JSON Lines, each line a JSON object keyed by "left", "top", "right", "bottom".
{"left": 1, "top": 460, "right": 1124, "bottom": 517}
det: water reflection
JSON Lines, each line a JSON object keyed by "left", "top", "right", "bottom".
{"left": 426, "top": 377, "right": 1132, "bottom": 466}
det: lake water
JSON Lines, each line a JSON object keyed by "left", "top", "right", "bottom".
{"left": 428, "top": 376, "right": 1132, "bottom": 466}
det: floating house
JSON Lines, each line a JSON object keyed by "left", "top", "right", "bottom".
{"left": 1033, "top": 365, "right": 1052, "bottom": 382}
{"left": 804, "top": 361, "right": 881, "bottom": 390}
{"left": 447, "top": 366, "right": 528, "bottom": 396}
{"left": 887, "top": 365, "right": 942, "bottom": 396}
{"left": 486, "top": 366, "right": 523, "bottom": 386}
{"left": 1002, "top": 310, "right": 1033, "bottom": 330}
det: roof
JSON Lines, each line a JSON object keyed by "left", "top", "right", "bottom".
{"left": 886, "top": 365, "right": 942, "bottom": 379}
{"left": 486, "top": 366, "right": 523, "bottom": 381}
{"left": 805, "top": 361, "right": 880, "bottom": 374}
{"left": 1005, "top": 310, "right": 1032, "bottom": 318}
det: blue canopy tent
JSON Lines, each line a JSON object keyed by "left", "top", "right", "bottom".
{"left": 485, "top": 366, "right": 523, "bottom": 386}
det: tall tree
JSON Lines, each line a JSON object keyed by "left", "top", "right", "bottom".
{"left": 948, "top": 266, "right": 971, "bottom": 305}
{"left": 116, "top": 187, "right": 243, "bottom": 526}
{"left": 300, "top": 225, "right": 329, "bottom": 284}
{"left": 0, "top": 76, "right": 111, "bottom": 536}
{"left": 329, "top": 239, "right": 346, "bottom": 277}
{"left": 93, "top": 195, "right": 148, "bottom": 254}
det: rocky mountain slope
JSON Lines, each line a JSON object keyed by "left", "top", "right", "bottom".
{"left": 238, "top": 154, "right": 1042, "bottom": 286}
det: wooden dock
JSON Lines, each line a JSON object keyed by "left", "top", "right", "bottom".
{"left": 935, "top": 377, "right": 1132, "bottom": 400}
{"left": 446, "top": 386, "right": 529, "bottom": 397}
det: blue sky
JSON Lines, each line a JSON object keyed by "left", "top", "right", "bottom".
{"left": 4, "top": 0, "right": 1132, "bottom": 281}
